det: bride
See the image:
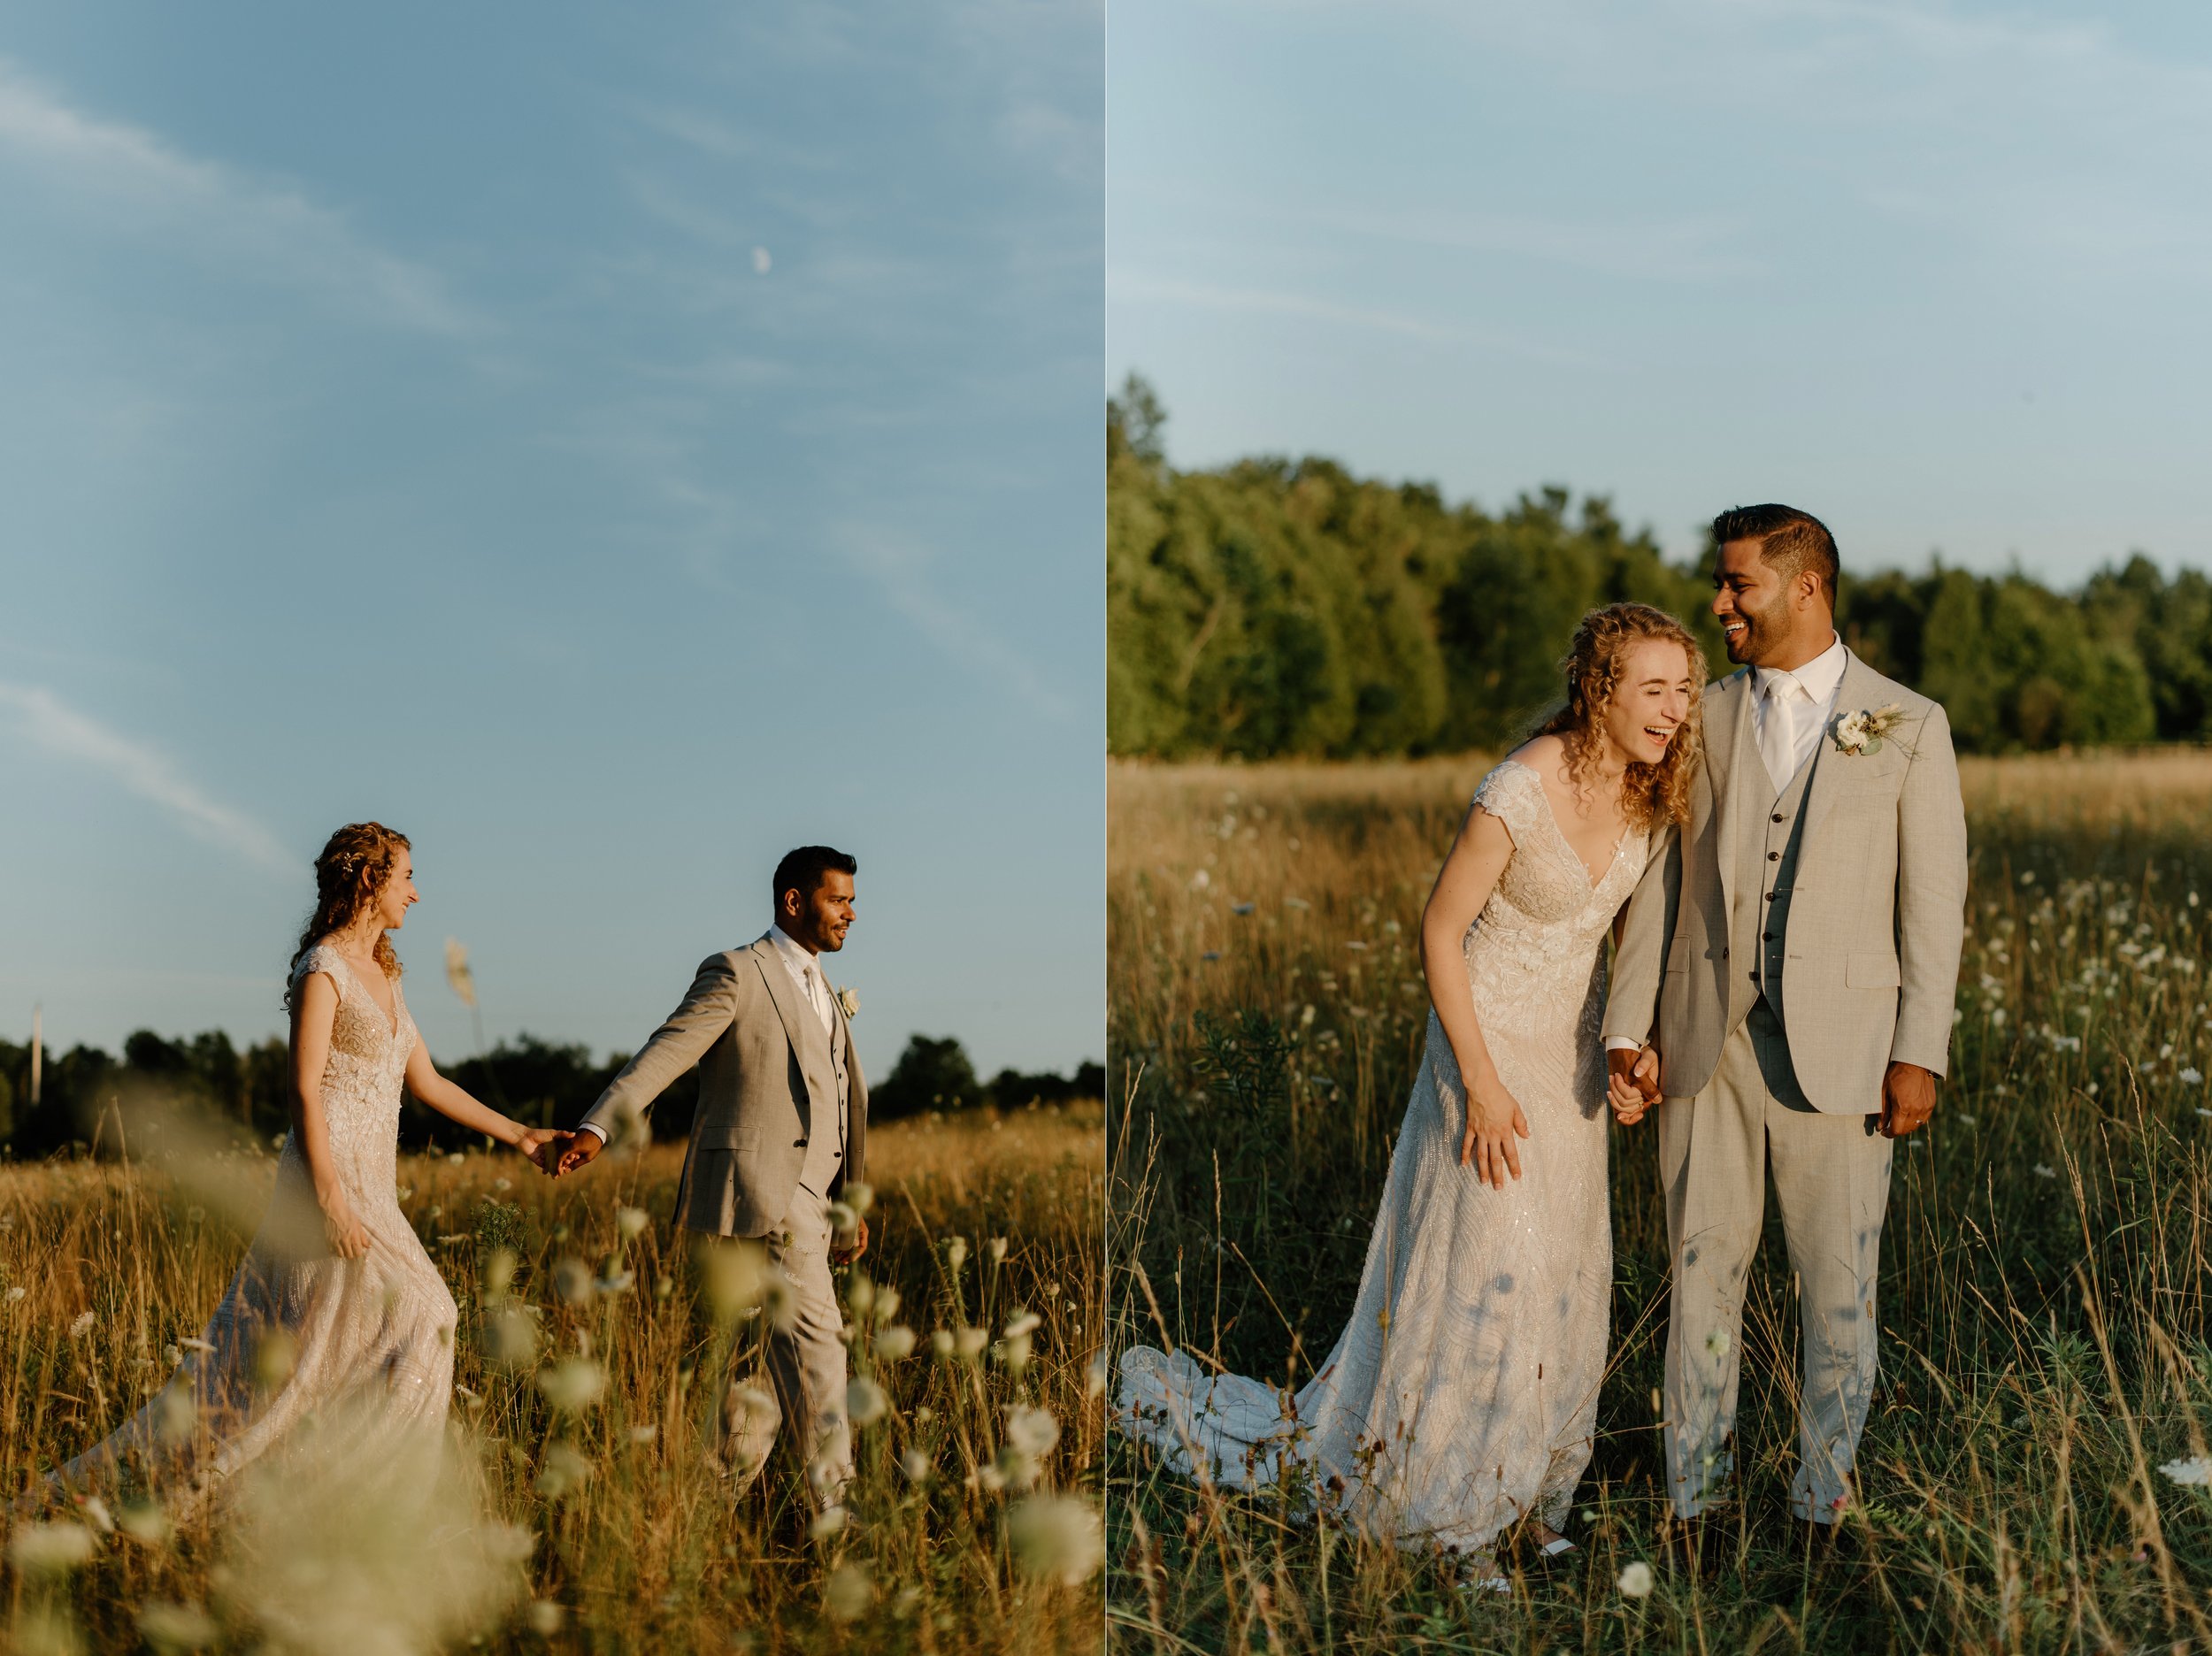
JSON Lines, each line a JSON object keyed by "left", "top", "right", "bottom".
{"left": 1117, "top": 602, "right": 1704, "bottom": 1585}
{"left": 50, "top": 821, "right": 572, "bottom": 1517}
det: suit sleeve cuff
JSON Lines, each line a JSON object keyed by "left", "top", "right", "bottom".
{"left": 1603, "top": 1036, "right": 1646, "bottom": 1054}
{"left": 578, "top": 1121, "right": 609, "bottom": 1143}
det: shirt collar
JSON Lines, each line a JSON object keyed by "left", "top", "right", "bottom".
{"left": 1754, "top": 631, "right": 1847, "bottom": 703}
{"left": 768, "top": 924, "right": 818, "bottom": 974}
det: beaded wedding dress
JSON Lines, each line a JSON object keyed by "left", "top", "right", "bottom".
{"left": 1118, "top": 759, "right": 1648, "bottom": 1553}
{"left": 55, "top": 944, "right": 458, "bottom": 1519}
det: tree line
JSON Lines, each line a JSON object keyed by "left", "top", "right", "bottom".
{"left": 1110, "top": 375, "right": 2212, "bottom": 757}
{"left": 0, "top": 1028, "right": 1101, "bottom": 1162}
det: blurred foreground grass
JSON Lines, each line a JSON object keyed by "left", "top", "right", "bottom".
{"left": 1110, "top": 750, "right": 2212, "bottom": 1653}
{"left": 4, "top": 1100, "right": 1104, "bottom": 1654}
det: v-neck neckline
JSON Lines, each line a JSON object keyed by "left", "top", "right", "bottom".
{"left": 326, "top": 944, "right": 400, "bottom": 1039}
{"left": 1502, "top": 757, "right": 1627, "bottom": 893}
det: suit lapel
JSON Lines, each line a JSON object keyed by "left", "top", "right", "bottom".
{"left": 749, "top": 937, "right": 836, "bottom": 1116}
{"left": 1709, "top": 671, "right": 1755, "bottom": 918}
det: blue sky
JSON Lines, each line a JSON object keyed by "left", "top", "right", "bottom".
{"left": 0, "top": 4, "right": 1102, "bottom": 1079}
{"left": 1110, "top": 0, "right": 2212, "bottom": 585}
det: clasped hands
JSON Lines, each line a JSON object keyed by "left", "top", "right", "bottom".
{"left": 1604, "top": 1045, "right": 1937, "bottom": 1138}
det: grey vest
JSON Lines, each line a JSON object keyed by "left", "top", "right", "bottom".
{"left": 1730, "top": 751, "right": 1820, "bottom": 1031}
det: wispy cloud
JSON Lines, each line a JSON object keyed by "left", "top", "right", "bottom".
{"left": 834, "top": 526, "right": 1074, "bottom": 719}
{"left": 1111, "top": 271, "right": 1590, "bottom": 364}
{"left": 0, "top": 682, "right": 296, "bottom": 875}
{"left": 0, "top": 57, "right": 481, "bottom": 335}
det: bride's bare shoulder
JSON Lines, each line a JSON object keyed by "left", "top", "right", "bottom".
{"left": 1503, "top": 735, "right": 1568, "bottom": 786}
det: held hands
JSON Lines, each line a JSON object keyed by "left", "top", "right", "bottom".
{"left": 1607, "top": 1046, "right": 1661, "bottom": 1126}
{"left": 1879, "top": 1062, "right": 1937, "bottom": 1138}
{"left": 555, "top": 1131, "right": 603, "bottom": 1177}
{"left": 1459, "top": 1077, "right": 1532, "bottom": 1191}
{"left": 518, "top": 1127, "right": 576, "bottom": 1177}
{"left": 830, "top": 1217, "right": 870, "bottom": 1269}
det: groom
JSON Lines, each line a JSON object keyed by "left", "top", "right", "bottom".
{"left": 555, "top": 845, "right": 870, "bottom": 1505}
{"left": 1606, "top": 505, "right": 1966, "bottom": 1543}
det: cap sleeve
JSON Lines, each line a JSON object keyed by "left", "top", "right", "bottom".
{"left": 290, "top": 943, "right": 342, "bottom": 996}
{"left": 1471, "top": 759, "right": 1546, "bottom": 847}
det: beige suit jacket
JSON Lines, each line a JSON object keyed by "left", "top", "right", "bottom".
{"left": 1603, "top": 649, "right": 1968, "bottom": 1113}
{"left": 580, "top": 934, "right": 868, "bottom": 1238}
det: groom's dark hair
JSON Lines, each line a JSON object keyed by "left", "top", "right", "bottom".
{"left": 1712, "top": 503, "right": 1839, "bottom": 607}
{"left": 772, "top": 845, "right": 857, "bottom": 905}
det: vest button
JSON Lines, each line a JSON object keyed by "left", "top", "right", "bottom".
{"left": 1748, "top": 970, "right": 1758, "bottom": 983}
{"left": 795, "top": 1138, "right": 807, "bottom": 1148}
{"left": 1767, "top": 851, "right": 1781, "bottom": 862}
{"left": 1764, "top": 890, "right": 1776, "bottom": 901}
{"left": 1762, "top": 931, "right": 1774, "bottom": 940}
{"left": 1771, "top": 813, "right": 1785, "bottom": 823}
{"left": 1721, "top": 947, "right": 1730, "bottom": 958}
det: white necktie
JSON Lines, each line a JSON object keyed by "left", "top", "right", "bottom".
{"left": 804, "top": 960, "right": 835, "bottom": 1037}
{"left": 1759, "top": 675, "right": 1805, "bottom": 796}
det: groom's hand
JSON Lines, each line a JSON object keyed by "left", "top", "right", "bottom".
{"left": 1878, "top": 1062, "right": 1937, "bottom": 1138}
{"left": 556, "top": 1131, "right": 604, "bottom": 1177}
{"left": 1608, "top": 1046, "right": 1660, "bottom": 1126}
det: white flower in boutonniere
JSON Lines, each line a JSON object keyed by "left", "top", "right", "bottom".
{"left": 837, "top": 986, "right": 859, "bottom": 1019}
{"left": 1832, "top": 702, "right": 1910, "bottom": 756}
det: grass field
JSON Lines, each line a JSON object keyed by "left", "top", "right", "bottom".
{"left": 2, "top": 1100, "right": 1104, "bottom": 1654}
{"left": 1109, "top": 750, "right": 2212, "bottom": 1654}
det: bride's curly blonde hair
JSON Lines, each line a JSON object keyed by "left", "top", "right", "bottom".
{"left": 284, "top": 822, "right": 411, "bottom": 1009}
{"left": 1533, "top": 603, "right": 1706, "bottom": 832}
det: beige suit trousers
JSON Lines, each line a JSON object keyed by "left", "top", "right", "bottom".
{"left": 1657, "top": 1000, "right": 1893, "bottom": 1523}
{"left": 721, "top": 1184, "right": 852, "bottom": 1506}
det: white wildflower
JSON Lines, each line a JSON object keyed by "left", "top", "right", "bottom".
{"left": 551, "top": 1256, "right": 595, "bottom": 1307}
{"left": 135, "top": 1599, "right": 216, "bottom": 1653}
{"left": 845, "top": 1376, "right": 889, "bottom": 1429}
{"left": 2160, "top": 1455, "right": 2212, "bottom": 1486}
{"left": 537, "top": 1357, "right": 606, "bottom": 1414}
{"left": 825, "top": 1560, "right": 872, "bottom": 1622}
{"left": 901, "top": 1446, "right": 933, "bottom": 1484}
{"left": 526, "top": 1602, "right": 565, "bottom": 1635}
{"left": 1007, "top": 1495, "right": 1105, "bottom": 1585}
{"left": 873, "top": 1325, "right": 917, "bottom": 1361}
{"left": 1004, "top": 1404, "right": 1062, "bottom": 1460}
{"left": 4, "top": 1286, "right": 25, "bottom": 1304}
{"left": 69, "top": 1310, "right": 96, "bottom": 1339}
{"left": 987, "top": 1237, "right": 1009, "bottom": 1264}
{"left": 8, "top": 1522, "right": 96, "bottom": 1575}
{"left": 2034, "top": 1164, "right": 2058, "bottom": 1179}
{"left": 1618, "top": 1560, "right": 1656, "bottom": 1598}
{"left": 2182, "top": 1069, "right": 2205, "bottom": 1086}
{"left": 535, "top": 1442, "right": 592, "bottom": 1499}
{"left": 617, "top": 1206, "right": 650, "bottom": 1241}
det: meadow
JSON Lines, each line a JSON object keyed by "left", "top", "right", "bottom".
{"left": 1108, "top": 750, "right": 2212, "bottom": 1654}
{"left": 2, "top": 1100, "right": 1105, "bottom": 1654}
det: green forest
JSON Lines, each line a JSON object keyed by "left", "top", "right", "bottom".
{"left": 0, "top": 1028, "right": 1101, "bottom": 1162}
{"left": 1109, "top": 376, "right": 2212, "bottom": 757}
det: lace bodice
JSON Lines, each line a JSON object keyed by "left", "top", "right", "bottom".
{"left": 282, "top": 943, "right": 417, "bottom": 1205}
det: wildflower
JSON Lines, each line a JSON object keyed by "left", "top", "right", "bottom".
{"left": 4, "top": 1286, "right": 24, "bottom": 1304}
{"left": 2183, "top": 1069, "right": 2205, "bottom": 1086}
{"left": 136, "top": 1600, "right": 216, "bottom": 1653}
{"left": 810, "top": 1506, "right": 849, "bottom": 1540}
{"left": 551, "top": 1256, "right": 594, "bottom": 1307}
{"left": 1007, "top": 1495, "right": 1106, "bottom": 1585}
{"left": 1005, "top": 1404, "right": 1062, "bottom": 1460}
{"left": 627, "top": 1424, "right": 657, "bottom": 1445}
{"left": 69, "top": 1310, "right": 96, "bottom": 1338}
{"left": 987, "top": 1237, "right": 1009, "bottom": 1264}
{"left": 932, "top": 1330, "right": 955, "bottom": 1360}
{"left": 1087, "top": 1350, "right": 1109, "bottom": 1399}
{"left": 2160, "top": 1456, "right": 2212, "bottom": 1486}
{"left": 617, "top": 1206, "right": 650, "bottom": 1241}
{"left": 954, "top": 1326, "right": 988, "bottom": 1361}
{"left": 1704, "top": 1328, "right": 1730, "bottom": 1359}
{"left": 945, "top": 1236, "right": 970, "bottom": 1270}
{"left": 697, "top": 1236, "right": 769, "bottom": 1321}
{"left": 901, "top": 1446, "right": 933, "bottom": 1484}
{"left": 843, "top": 1181, "right": 875, "bottom": 1216}
{"left": 117, "top": 1499, "right": 173, "bottom": 1547}
{"left": 526, "top": 1603, "right": 565, "bottom": 1635}
{"left": 447, "top": 1153, "right": 465, "bottom": 1167}
{"left": 8, "top": 1522, "right": 96, "bottom": 1575}
{"left": 846, "top": 1376, "right": 889, "bottom": 1428}
{"left": 873, "top": 1325, "right": 917, "bottom": 1361}
{"left": 537, "top": 1357, "right": 607, "bottom": 1414}
{"left": 255, "top": 1328, "right": 297, "bottom": 1391}
{"left": 535, "top": 1442, "right": 592, "bottom": 1499}
{"left": 824, "top": 1561, "right": 872, "bottom": 1621}
{"left": 1617, "top": 1560, "right": 1655, "bottom": 1598}
{"left": 595, "top": 1269, "right": 635, "bottom": 1297}
{"left": 480, "top": 1303, "right": 536, "bottom": 1371}
{"left": 2034, "top": 1164, "right": 2058, "bottom": 1179}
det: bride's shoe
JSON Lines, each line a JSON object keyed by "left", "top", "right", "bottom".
{"left": 1458, "top": 1554, "right": 1511, "bottom": 1597}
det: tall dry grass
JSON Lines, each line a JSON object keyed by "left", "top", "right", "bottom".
{"left": 1109, "top": 751, "right": 2212, "bottom": 1653}
{"left": 3, "top": 1102, "right": 1104, "bottom": 1654}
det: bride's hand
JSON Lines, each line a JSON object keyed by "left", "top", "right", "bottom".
{"left": 319, "top": 1190, "right": 371, "bottom": 1261}
{"left": 517, "top": 1128, "right": 575, "bottom": 1177}
{"left": 1459, "top": 1080, "right": 1531, "bottom": 1190}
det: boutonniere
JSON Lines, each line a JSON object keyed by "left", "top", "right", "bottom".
{"left": 836, "top": 986, "right": 860, "bottom": 1019}
{"left": 1832, "top": 703, "right": 1910, "bottom": 756}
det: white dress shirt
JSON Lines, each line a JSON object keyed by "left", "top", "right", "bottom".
{"left": 1750, "top": 631, "right": 1848, "bottom": 792}
{"left": 577, "top": 925, "right": 840, "bottom": 1144}
{"left": 1605, "top": 632, "right": 1847, "bottom": 1057}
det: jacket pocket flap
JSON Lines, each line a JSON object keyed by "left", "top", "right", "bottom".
{"left": 1845, "top": 952, "right": 1902, "bottom": 989}
{"left": 688, "top": 1121, "right": 756, "bottom": 1151}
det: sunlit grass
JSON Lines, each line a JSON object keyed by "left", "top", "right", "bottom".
{"left": 3, "top": 1102, "right": 1105, "bottom": 1654}
{"left": 1109, "top": 751, "right": 2212, "bottom": 1653}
